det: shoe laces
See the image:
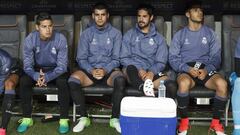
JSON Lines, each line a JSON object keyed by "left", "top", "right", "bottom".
{"left": 110, "top": 118, "right": 119, "bottom": 126}
{"left": 208, "top": 119, "right": 225, "bottom": 135}
{"left": 143, "top": 79, "right": 155, "bottom": 97}
{"left": 18, "top": 118, "right": 32, "bottom": 125}
{"left": 210, "top": 120, "right": 224, "bottom": 132}
{"left": 110, "top": 118, "right": 121, "bottom": 133}
{"left": 79, "top": 117, "right": 88, "bottom": 122}
{"left": 59, "top": 119, "right": 69, "bottom": 127}
{"left": 77, "top": 117, "right": 90, "bottom": 126}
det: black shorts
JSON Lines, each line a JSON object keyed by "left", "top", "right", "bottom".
{"left": 10, "top": 59, "right": 23, "bottom": 76}
{"left": 79, "top": 68, "right": 118, "bottom": 86}
{"left": 153, "top": 71, "right": 167, "bottom": 82}
{"left": 181, "top": 62, "right": 218, "bottom": 85}
{"left": 185, "top": 70, "right": 218, "bottom": 85}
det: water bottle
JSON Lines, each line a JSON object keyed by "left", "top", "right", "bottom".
{"left": 158, "top": 80, "right": 166, "bottom": 98}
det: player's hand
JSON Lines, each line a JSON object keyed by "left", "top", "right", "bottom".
{"left": 144, "top": 71, "right": 154, "bottom": 81}
{"left": 92, "top": 68, "right": 105, "bottom": 80}
{"left": 198, "top": 69, "right": 208, "bottom": 80}
{"left": 188, "top": 67, "right": 200, "bottom": 78}
{"left": 36, "top": 69, "right": 47, "bottom": 87}
{"left": 91, "top": 69, "right": 99, "bottom": 79}
{"left": 139, "top": 69, "right": 147, "bottom": 80}
{"left": 97, "top": 68, "right": 106, "bottom": 78}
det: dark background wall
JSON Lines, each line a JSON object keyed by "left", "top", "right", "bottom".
{"left": 0, "top": 0, "right": 240, "bottom": 21}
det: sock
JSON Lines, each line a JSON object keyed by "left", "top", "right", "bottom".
{"left": 126, "top": 65, "right": 144, "bottom": 91}
{"left": 164, "top": 80, "right": 177, "bottom": 99}
{"left": 177, "top": 91, "right": 189, "bottom": 118}
{"left": 112, "top": 76, "right": 126, "bottom": 118}
{"left": 213, "top": 95, "right": 227, "bottom": 119}
{"left": 68, "top": 77, "right": 87, "bottom": 117}
{"left": 1, "top": 90, "right": 15, "bottom": 129}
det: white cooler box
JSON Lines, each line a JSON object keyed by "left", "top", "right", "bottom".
{"left": 120, "top": 97, "right": 177, "bottom": 135}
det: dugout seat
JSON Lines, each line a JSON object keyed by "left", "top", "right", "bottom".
{"left": 0, "top": 15, "right": 27, "bottom": 65}
{"left": 222, "top": 15, "right": 240, "bottom": 77}
{"left": 171, "top": 15, "right": 230, "bottom": 126}
{"left": 222, "top": 15, "right": 240, "bottom": 126}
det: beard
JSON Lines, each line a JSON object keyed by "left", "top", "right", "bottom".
{"left": 190, "top": 18, "right": 203, "bottom": 24}
{"left": 138, "top": 21, "right": 150, "bottom": 29}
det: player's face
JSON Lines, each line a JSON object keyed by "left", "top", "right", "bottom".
{"left": 137, "top": 9, "right": 153, "bottom": 29}
{"left": 92, "top": 9, "right": 109, "bottom": 28}
{"left": 186, "top": 7, "right": 203, "bottom": 23}
{"left": 36, "top": 20, "right": 53, "bottom": 40}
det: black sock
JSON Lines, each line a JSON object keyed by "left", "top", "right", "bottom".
{"left": 112, "top": 76, "right": 126, "bottom": 118}
{"left": 126, "top": 65, "right": 144, "bottom": 91}
{"left": 68, "top": 81, "right": 87, "bottom": 117}
{"left": 177, "top": 92, "right": 189, "bottom": 118}
{"left": 1, "top": 94, "right": 15, "bottom": 129}
{"left": 56, "top": 75, "right": 70, "bottom": 119}
{"left": 213, "top": 96, "right": 227, "bottom": 119}
{"left": 165, "top": 80, "right": 177, "bottom": 99}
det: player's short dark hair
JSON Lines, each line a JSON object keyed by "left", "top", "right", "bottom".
{"left": 36, "top": 12, "right": 52, "bottom": 25}
{"left": 92, "top": 2, "right": 109, "bottom": 14}
{"left": 185, "top": 0, "right": 203, "bottom": 13}
{"left": 137, "top": 3, "right": 154, "bottom": 16}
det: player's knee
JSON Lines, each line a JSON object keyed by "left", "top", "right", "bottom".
{"left": 4, "top": 80, "right": 16, "bottom": 90}
{"left": 70, "top": 71, "right": 85, "bottom": 81}
{"left": 178, "top": 77, "right": 192, "bottom": 90}
{"left": 215, "top": 78, "right": 228, "bottom": 95}
{"left": 165, "top": 80, "right": 177, "bottom": 98}
{"left": 114, "top": 76, "right": 126, "bottom": 87}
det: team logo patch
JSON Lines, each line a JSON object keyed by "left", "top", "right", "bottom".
{"left": 194, "top": 62, "right": 202, "bottom": 70}
{"left": 202, "top": 37, "right": 207, "bottom": 44}
{"left": 36, "top": 46, "right": 40, "bottom": 53}
{"left": 208, "top": 71, "right": 217, "bottom": 76}
{"left": 158, "top": 72, "right": 163, "bottom": 77}
{"left": 91, "top": 38, "right": 97, "bottom": 45}
{"left": 184, "top": 38, "right": 190, "bottom": 45}
{"left": 51, "top": 47, "right": 57, "bottom": 54}
{"left": 5, "top": 68, "right": 9, "bottom": 72}
{"left": 149, "top": 38, "right": 155, "bottom": 46}
{"left": 107, "top": 38, "right": 111, "bottom": 44}
{"left": 135, "top": 37, "right": 140, "bottom": 42}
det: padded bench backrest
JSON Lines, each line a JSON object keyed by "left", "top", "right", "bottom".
{"left": 0, "top": 15, "right": 27, "bottom": 61}
{"left": 172, "top": 15, "right": 215, "bottom": 36}
{"left": 122, "top": 16, "right": 165, "bottom": 36}
{"left": 222, "top": 15, "right": 240, "bottom": 76}
{"left": 52, "top": 15, "right": 74, "bottom": 70}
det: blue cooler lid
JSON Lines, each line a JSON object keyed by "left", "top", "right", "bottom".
{"left": 120, "top": 97, "right": 176, "bottom": 118}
